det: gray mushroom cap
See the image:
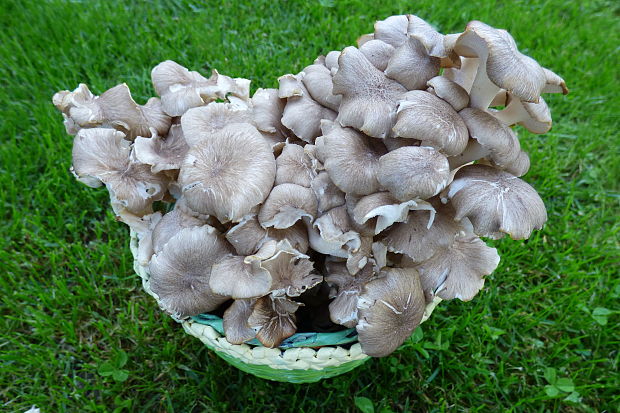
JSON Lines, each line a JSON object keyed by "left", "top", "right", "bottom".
{"left": 301, "top": 63, "right": 342, "bottom": 111}
{"left": 393, "top": 90, "right": 469, "bottom": 156}
{"left": 151, "top": 207, "right": 204, "bottom": 253}
{"left": 456, "top": 107, "right": 521, "bottom": 169}
{"left": 381, "top": 204, "right": 462, "bottom": 263}
{"left": 416, "top": 232, "right": 500, "bottom": 301}
{"left": 223, "top": 299, "right": 257, "bottom": 344}
{"left": 258, "top": 183, "right": 318, "bottom": 229}
{"left": 359, "top": 39, "right": 395, "bottom": 71}
{"left": 275, "top": 143, "right": 316, "bottom": 188}
{"left": 71, "top": 128, "right": 168, "bottom": 215}
{"left": 351, "top": 192, "right": 436, "bottom": 235}
{"left": 178, "top": 123, "right": 276, "bottom": 223}
{"left": 149, "top": 225, "right": 232, "bottom": 318}
{"left": 53, "top": 83, "right": 171, "bottom": 140}
{"left": 384, "top": 36, "right": 440, "bottom": 90}
{"left": 426, "top": 76, "right": 470, "bottom": 112}
{"left": 251, "top": 88, "right": 286, "bottom": 136}
{"left": 326, "top": 262, "right": 376, "bottom": 328}
{"left": 181, "top": 102, "right": 252, "bottom": 147}
{"left": 311, "top": 171, "right": 346, "bottom": 214}
{"left": 356, "top": 267, "right": 426, "bottom": 357}
{"left": 133, "top": 124, "right": 189, "bottom": 173}
{"left": 453, "top": 21, "right": 547, "bottom": 109}
{"left": 318, "top": 123, "right": 387, "bottom": 195}
{"left": 332, "top": 46, "right": 407, "bottom": 138}
{"left": 248, "top": 295, "right": 301, "bottom": 348}
{"left": 446, "top": 164, "right": 547, "bottom": 239}
{"left": 377, "top": 146, "right": 450, "bottom": 201}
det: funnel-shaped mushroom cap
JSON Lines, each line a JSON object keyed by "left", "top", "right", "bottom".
{"left": 491, "top": 95, "right": 552, "bottom": 134}
{"left": 416, "top": 233, "right": 500, "bottom": 301}
{"left": 393, "top": 90, "right": 469, "bottom": 156}
{"left": 53, "top": 83, "right": 171, "bottom": 139}
{"left": 248, "top": 295, "right": 301, "bottom": 348}
{"left": 301, "top": 63, "right": 342, "bottom": 111}
{"left": 447, "top": 164, "right": 547, "bottom": 239}
{"left": 258, "top": 183, "right": 318, "bottom": 229}
{"left": 275, "top": 143, "right": 316, "bottom": 188}
{"left": 542, "top": 68, "right": 569, "bottom": 94}
{"left": 225, "top": 214, "right": 268, "bottom": 256}
{"left": 151, "top": 207, "right": 204, "bottom": 253}
{"left": 209, "top": 254, "right": 272, "bottom": 299}
{"left": 374, "top": 15, "right": 460, "bottom": 66}
{"left": 179, "top": 123, "right": 276, "bottom": 223}
{"left": 267, "top": 222, "right": 310, "bottom": 254}
{"left": 277, "top": 73, "right": 304, "bottom": 98}
{"left": 223, "top": 299, "right": 257, "bottom": 344}
{"left": 443, "top": 56, "right": 479, "bottom": 93}
{"left": 261, "top": 240, "right": 321, "bottom": 297}
{"left": 359, "top": 39, "right": 395, "bottom": 71}
{"left": 352, "top": 192, "right": 436, "bottom": 235}
{"left": 454, "top": 21, "right": 546, "bottom": 108}
{"left": 458, "top": 107, "right": 521, "bottom": 168}
{"left": 181, "top": 103, "right": 252, "bottom": 147}
{"left": 426, "top": 76, "right": 470, "bottom": 112}
{"left": 251, "top": 88, "right": 286, "bottom": 135}
{"left": 385, "top": 36, "right": 440, "bottom": 90}
{"left": 332, "top": 46, "right": 407, "bottom": 138}
{"left": 312, "top": 205, "right": 362, "bottom": 256}
{"left": 357, "top": 267, "right": 426, "bottom": 357}
{"left": 71, "top": 128, "right": 168, "bottom": 215}
{"left": 149, "top": 225, "right": 232, "bottom": 318}
{"left": 377, "top": 146, "right": 450, "bottom": 201}
{"left": 319, "top": 124, "right": 387, "bottom": 195}
{"left": 381, "top": 205, "right": 461, "bottom": 262}
{"left": 280, "top": 82, "right": 337, "bottom": 143}
{"left": 152, "top": 60, "right": 250, "bottom": 116}
{"left": 326, "top": 263, "right": 376, "bottom": 328}
{"left": 311, "top": 171, "right": 346, "bottom": 214}
{"left": 134, "top": 125, "right": 189, "bottom": 173}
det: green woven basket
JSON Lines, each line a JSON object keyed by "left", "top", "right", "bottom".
{"left": 130, "top": 231, "right": 441, "bottom": 383}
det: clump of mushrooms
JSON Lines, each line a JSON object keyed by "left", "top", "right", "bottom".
{"left": 53, "top": 15, "right": 567, "bottom": 357}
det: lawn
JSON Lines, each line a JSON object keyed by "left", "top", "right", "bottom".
{"left": 1, "top": 0, "right": 618, "bottom": 411}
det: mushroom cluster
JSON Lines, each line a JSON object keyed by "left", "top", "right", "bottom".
{"left": 53, "top": 15, "right": 567, "bottom": 357}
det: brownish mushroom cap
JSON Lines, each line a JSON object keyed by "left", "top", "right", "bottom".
{"left": 178, "top": 123, "right": 276, "bottom": 223}
{"left": 301, "top": 63, "right": 342, "bottom": 111}
{"left": 248, "top": 295, "right": 301, "bottom": 348}
{"left": 280, "top": 82, "right": 337, "bottom": 143}
{"left": 356, "top": 267, "right": 426, "bottom": 357}
{"left": 149, "top": 225, "right": 232, "bottom": 318}
{"left": 223, "top": 299, "right": 257, "bottom": 344}
{"left": 359, "top": 39, "right": 395, "bottom": 71}
{"left": 446, "top": 164, "right": 547, "bottom": 239}
{"left": 332, "top": 46, "right": 407, "bottom": 138}
{"left": 151, "top": 206, "right": 204, "bottom": 253}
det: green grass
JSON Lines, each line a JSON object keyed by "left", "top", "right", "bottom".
{"left": 1, "top": 0, "right": 618, "bottom": 411}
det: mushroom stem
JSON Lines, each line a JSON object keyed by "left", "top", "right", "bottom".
{"left": 491, "top": 98, "right": 527, "bottom": 126}
{"left": 448, "top": 141, "right": 488, "bottom": 169}
{"left": 468, "top": 61, "right": 501, "bottom": 109}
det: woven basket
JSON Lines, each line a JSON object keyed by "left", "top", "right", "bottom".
{"left": 130, "top": 230, "right": 442, "bottom": 383}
